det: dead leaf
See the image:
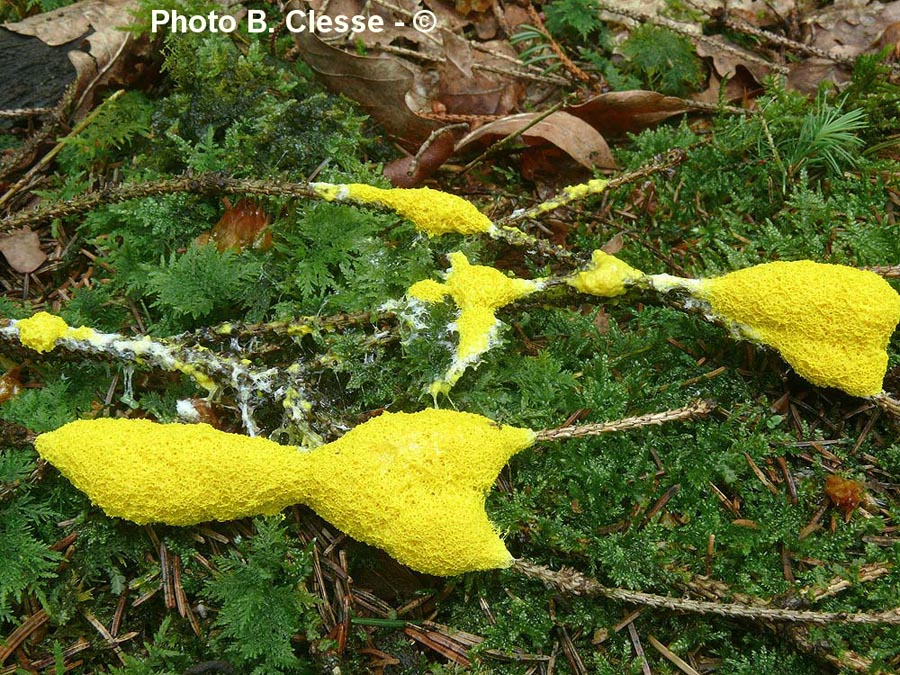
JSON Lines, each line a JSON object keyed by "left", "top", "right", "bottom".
{"left": 197, "top": 198, "right": 272, "bottom": 253}
{"left": 803, "top": 0, "right": 900, "bottom": 60}
{"left": 289, "top": 1, "right": 527, "bottom": 150}
{"left": 874, "top": 20, "right": 900, "bottom": 58}
{"left": 696, "top": 37, "right": 772, "bottom": 84}
{"left": 566, "top": 91, "right": 696, "bottom": 139}
{"left": 5, "top": 0, "right": 141, "bottom": 116}
{"left": 455, "top": 111, "right": 617, "bottom": 170}
{"left": 442, "top": 28, "right": 474, "bottom": 79}
{"left": 786, "top": 59, "right": 850, "bottom": 94}
{"left": 0, "top": 367, "right": 22, "bottom": 405}
{"left": 693, "top": 67, "right": 761, "bottom": 106}
{"left": 289, "top": 21, "right": 439, "bottom": 151}
{"left": 593, "top": 308, "right": 611, "bottom": 334}
{"left": 473, "top": 12, "right": 499, "bottom": 40}
{"left": 455, "top": 0, "right": 491, "bottom": 15}
{"left": 0, "top": 227, "right": 46, "bottom": 273}
{"left": 502, "top": 4, "right": 532, "bottom": 32}
{"left": 825, "top": 474, "right": 864, "bottom": 522}
{"left": 384, "top": 126, "right": 467, "bottom": 187}
{"left": 601, "top": 233, "right": 624, "bottom": 254}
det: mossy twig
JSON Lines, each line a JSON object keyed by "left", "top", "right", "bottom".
{"left": 534, "top": 399, "right": 714, "bottom": 442}
{"left": 514, "top": 560, "right": 900, "bottom": 625}
{"left": 0, "top": 318, "right": 316, "bottom": 438}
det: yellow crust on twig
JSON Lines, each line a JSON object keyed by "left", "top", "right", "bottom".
{"left": 695, "top": 261, "right": 900, "bottom": 397}
{"left": 568, "top": 250, "right": 644, "bottom": 297}
{"left": 313, "top": 182, "right": 494, "bottom": 237}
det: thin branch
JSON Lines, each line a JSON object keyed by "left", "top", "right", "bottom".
{"left": 534, "top": 399, "right": 714, "bottom": 442}
{"left": 873, "top": 392, "right": 900, "bottom": 420}
{"left": 0, "top": 82, "right": 77, "bottom": 183}
{"left": 459, "top": 96, "right": 574, "bottom": 176}
{"left": 184, "top": 310, "right": 396, "bottom": 343}
{"left": 867, "top": 264, "right": 900, "bottom": 279}
{"left": 594, "top": 1, "right": 788, "bottom": 75}
{"left": 524, "top": 4, "right": 591, "bottom": 83}
{"left": 0, "top": 174, "right": 317, "bottom": 234}
{"left": 499, "top": 147, "right": 690, "bottom": 227}
{"left": 718, "top": 15, "right": 900, "bottom": 76}
{"left": 0, "top": 90, "right": 126, "bottom": 211}
{"left": 0, "top": 318, "right": 315, "bottom": 438}
{"left": 514, "top": 560, "right": 900, "bottom": 625}
{"left": 0, "top": 107, "right": 55, "bottom": 119}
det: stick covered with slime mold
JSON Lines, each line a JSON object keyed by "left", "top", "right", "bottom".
{"left": 405, "top": 252, "right": 546, "bottom": 397}
{"left": 0, "top": 312, "right": 318, "bottom": 440}
{"left": 34, "top": 402, "right": 711, "bottom": 577}
{"left": 566, "top": 251, "right": 900, "bottom": 402}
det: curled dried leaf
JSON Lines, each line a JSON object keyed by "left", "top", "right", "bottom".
{"left": 0, "top": 368, "right": 22, "bottom": 404}
{"left": 198, "top": 198, "right": 272, "bottom": 253}
{"left": 825, "top": 474, "right": 864, "bottom": 521}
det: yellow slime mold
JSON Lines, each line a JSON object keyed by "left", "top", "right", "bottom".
{"left": 16, "top": 311, "right": 91, "bottom": 353}
{"left": 35, "top": 409, "right": 535, "bottom": 576}
{"left": 568, "top": 250, "right": 645, "bottom": 297}
{"left": 313, "top": 183, "right": 494, "bottom": 237}
{"left": 693, "top": 261, "right": 900, "bottom": 397}
{"left": 409, "top": 252, "right": 543, "bottom": 392}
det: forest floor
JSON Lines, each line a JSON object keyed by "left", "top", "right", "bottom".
{"left": 2, "top": 0, "right": 900, "bottom": 673}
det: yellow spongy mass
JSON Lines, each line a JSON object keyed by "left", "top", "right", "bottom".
{"left": 345, "top": 184, "right": 494, "bottom": 237}
{"left": 299, "top": 409, "right": 535, "bottom": 576}
{"left": 16, "top": 311, "right": 96, "bottom": 353}
{"left": 694, "top": 261, "right": 900, "bottom": 397}
{"left": 35, "top": 418, "right": 306, "bottom": 525}
{"left": 410, "top": 252, "right": 543, "bottom": 390}
{"left": 568, "top": 250, "right": 644, "bottom": 297}
{"left": 17, "top": 312, "right": 71, "bottom": 353}
{"left": 408, "top": 279, "right": 449, "bottom": 303}
{"left": 444, "top": 252, "right": 540, "bottom": 311}
{"left": 35, "top": 410, "right": 536, "bottom": 576}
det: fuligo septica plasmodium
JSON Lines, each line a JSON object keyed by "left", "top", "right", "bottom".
{"left": 34, "top": 401, "right": 712, "bottom": 577}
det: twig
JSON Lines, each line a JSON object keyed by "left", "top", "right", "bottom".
{"left": 873, "top": 392, "right": 900, "bottom": 420}
{"left": 0, "top": 82, "right": 77, "bottom": 183}
{"left": 647, "top": 634, "right": 700, "bottom": 675}
{"left": 627, "top": 622, "right": 652, "bottom": 675}
{"left": 374, "top": 43, "right": 571, "bottom": 86}
{"left": 500, "top": 148, "right": 690, "bottom": 226}
{"left": 594, "top": 1, "right": 788, "bottom": 75}
{"left": 182, "top": 310, "right": 395, "bottom": 344}
{"left": 0, "top": 107, "right": 55, "bottom": 119}
{"left": 867, "top": 264, "right": 900, "bottom": 279}
{"left": 0, "top": 173, "right": 317, "bottom": 234}
{"left": 81, "top": 610, "right": 126, "bottom": 665}
{"left": 0, "top": 90, "right": 126, "bottom": 211}
{"left": 514, "top": 560, "right": 900, "bottom": 625}
{"left": 525, "top": 4, "right": 591, "bottom": 83}
{"left": 486, "top": 147, "right": 691, "bottom": 260}
{"left": 0, "top": 610, "right": 49, "bottom": 665}
{"left": 534, "top": 399, "right": 714, "bottom": 442}
{"left": 718, "top": 14, "right": 900, "bottom": 76}
{"left": 406, "top": 124, "right": 469, "bottom": 178}
{"left": 0, "top": 318, "right": 316, "bottom": 439}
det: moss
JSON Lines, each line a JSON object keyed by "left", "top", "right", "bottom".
{"left": 3, "top": 19, "right": 900, "bottom": 673}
